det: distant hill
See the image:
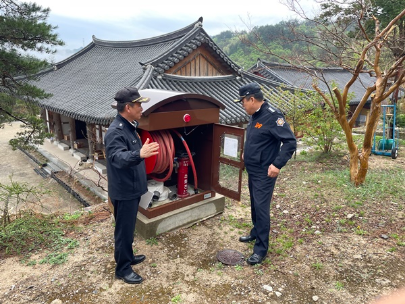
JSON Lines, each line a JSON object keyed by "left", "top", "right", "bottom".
{"left": 212, "top": 20, "right": 317, "bottom": 69}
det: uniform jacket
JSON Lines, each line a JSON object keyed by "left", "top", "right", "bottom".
{"left": 104, "top": 114, "right": 147, "bottom": 200}
{"left": 244, "top": 102, "right": 297, "bottom": 173}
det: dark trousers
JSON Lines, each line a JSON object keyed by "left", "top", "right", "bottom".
{"left": 111, "top": 197, "right": 140, "bottom": 276}
{"left": 248, "top": 173, "right": 277, "bottom": 257}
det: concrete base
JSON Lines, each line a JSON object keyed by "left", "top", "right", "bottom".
{"left": 135, "top": 194, "right": 225, "bottom": 239}
{"left": 58, "top": 143, "right": 69, "bottom": 151}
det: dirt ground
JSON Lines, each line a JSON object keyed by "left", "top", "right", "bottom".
{"left": 0, "top": 124, "right": 404, "bottom": 304}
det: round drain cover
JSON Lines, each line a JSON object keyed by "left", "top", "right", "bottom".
{"left": 216, "top": 249, "right": 245, "bottom": 266}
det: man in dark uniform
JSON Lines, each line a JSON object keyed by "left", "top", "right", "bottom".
{"left": 235, "top": 83, "right": 296, "bottom": 265}
{"left": 105, "top": 87, "right": 159, "bottom": 284}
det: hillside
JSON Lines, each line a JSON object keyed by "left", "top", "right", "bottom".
{"left": 211, "top": 20, "right": 316, "bottom": 69}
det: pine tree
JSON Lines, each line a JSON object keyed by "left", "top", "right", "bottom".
{"left": 0, "top": 0, "right": 63, "bottom": 149}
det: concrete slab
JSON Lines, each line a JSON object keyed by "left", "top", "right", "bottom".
{"left": 94, "top": 162, "right": 107, "bottom": 174}
{"left": 58, "top": 143, "right": 69, "bottom": 151}
{"left": 42, "top": 162, "right": 61, "bottom": 174}
{"left": 135, "top": 194, "right": 225, "bottom": 239}
{"left": 73, "top": 151, "right": 87, "bottom": 161}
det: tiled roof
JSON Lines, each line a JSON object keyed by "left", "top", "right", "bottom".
{"left": 35, "top": 37, "right": 182, "bottom": 125}
{"left": 32, "top": 18, "right": 304, "bottom": 125}
{"left": 249, "top": 59, "right": 376, "bottom": 105}
{"left": 146, "top": 73, "right": 302, "bottom": 125}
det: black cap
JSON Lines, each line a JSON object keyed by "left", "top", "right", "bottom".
{"left": 114, "top": 87, "right": 150, "bottom": 104}
{"left": 234, "top": 83, "right": 261, "bottom": 102}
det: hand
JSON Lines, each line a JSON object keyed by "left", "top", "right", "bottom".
{"left": 370, "top": 288, "right": 405, "bottom": 304}
{"left": 268, "top": 164, "right": 280, "bottom": 178}
{"left": 140, "top": 138, "right": 159, "bottom": 159}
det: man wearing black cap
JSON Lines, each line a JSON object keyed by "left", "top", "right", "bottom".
{"left": 235, "top": 83, "right": 296, "bottom": 265}
{"left": 105, "top": 87, "right": 159, "bottom": 284}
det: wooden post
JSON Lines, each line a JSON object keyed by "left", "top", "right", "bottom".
{"left": 53, "top": 112, "right": 63, "bottom": 141}
{"left": 97, "top": 125, "right": 103, "bottom": 143}
{"left": 69, "top": 118, "right": 76, "bottom": 149}
{"left": 86, "top": 123, "right": 95, "bottom": 161}
{"left": 48, "top": 111, "right": 54, "bottom": 134}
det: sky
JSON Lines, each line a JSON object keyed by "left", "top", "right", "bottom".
{"left": 31, "top": 0, "right": 320, "bottom": 62}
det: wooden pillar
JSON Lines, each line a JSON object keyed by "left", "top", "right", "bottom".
{"left": 69, "top": 118, "right": 77, "bottom": 149}
{"left": 97, "top": 125, "right": 103, "bottom": 143}
{"left": 53, "top": 112, "right": 63, "bottom": 141}
{"left": 48, "top": 111, "right": 54, "bottom": 134}
{"left": 86, "top": 123, "right": 95, "bottom": 161}
{"left": 40, "top": 108, "right": 49, "bottom": 133}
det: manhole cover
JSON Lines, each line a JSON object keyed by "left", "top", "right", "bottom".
{"left": 216, "top": 249, "right": 245, "bottom": 266}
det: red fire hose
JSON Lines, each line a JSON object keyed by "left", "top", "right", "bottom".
{"left": 145, "top": 129, "right": 198, "bottom": 193}
{"left": 148, "top": 130, "right": 174, "bottom": 182}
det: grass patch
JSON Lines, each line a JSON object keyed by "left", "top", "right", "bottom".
{"left": 39, "top": 252, "right": 69, "bottom": 265}
{"left": 312, "top": 262, "right": 323, "bottom": 270}
{"left": 268, "top": 234, "right": 295, "bottom": 256}
{"left": 224, "top": 215, "right": 252, "bottom": 230}
{"left": 335, "top": 281, "right": 344, "bottom": 291}
{"left": 171, "top": 294, "right": 181, "bottom": 303}
{"left": 63, "top": 211, "right": 83, "bottom": 221}
{"left": 295, "top": 151, "right": 347, "bottom": 163}
{"left": 304, "top": 166, "right": 405, "bottom": 203}
{"left": 0, "top": 212, "right": 78, "bottom": 264}
{"left": 146, "top": 237, "right": 159, "bottom": 246}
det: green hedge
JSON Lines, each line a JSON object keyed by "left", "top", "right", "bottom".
{"left": 397, "top": 114, "right": 405, "bottom": 127}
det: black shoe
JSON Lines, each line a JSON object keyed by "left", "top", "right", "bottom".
{"left": 115, "top": 271, "right": 143, "bottom": 284}
{"left": 247, "top": 253, "right": 265, "bottom": 265}
{"left": 131, "top": 254, "right": 146, "bottom": 265}
{"left": 239, "top": 235, "right": 256, "bottom": 243}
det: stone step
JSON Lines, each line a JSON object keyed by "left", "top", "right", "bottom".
{"left": 73, "top": 151, "right": 87, "bottom": 161}
{"left": 94, "top": 162, "right": 107, "bottom": 174}
{"left": 58, "top": 142, "right": 69, "bottom": 151}
{"left": 42, "top": 162, "right": 61, "bottom": 174}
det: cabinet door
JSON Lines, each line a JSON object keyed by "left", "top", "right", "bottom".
{"left": 212, "top": 123, "right": 245, "bottom": 201}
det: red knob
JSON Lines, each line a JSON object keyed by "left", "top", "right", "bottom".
{"left": 183, "top": 114, "right": 191, "bottom": 123}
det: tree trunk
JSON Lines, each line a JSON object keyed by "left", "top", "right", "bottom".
{"left": 354, "top": 101, "right": 382, "bottom": 185}
{"left": 343, "top": 126, "right": 359, "bottom": 183}
{"left": 334, "top": 110, "right": 360, "bottom": 183}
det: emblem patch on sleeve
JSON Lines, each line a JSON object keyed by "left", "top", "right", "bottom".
{"left": 255, "top": 122, "right": 263, "bottom": 128}
{"left": 276, "top": 118, "right": 285, "bottom": 126}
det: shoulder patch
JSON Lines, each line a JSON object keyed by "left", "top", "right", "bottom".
{"left": 268, "top": 106, "right": 275, "bottom": 113}
{"left": 276, "top": 117, "right": 285, "bottom": 127}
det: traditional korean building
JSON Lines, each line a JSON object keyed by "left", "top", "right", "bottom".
{"left": 34, "top": 17, "right": 303, "bottom": 160}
